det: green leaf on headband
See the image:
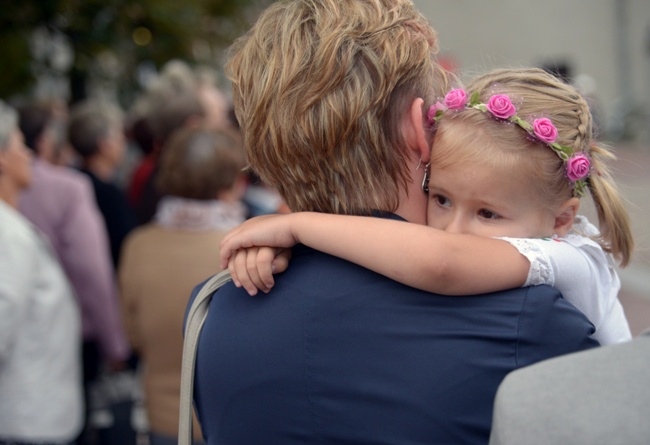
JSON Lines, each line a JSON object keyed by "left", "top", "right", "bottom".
{"left": 550, "top": 143, "right": 572, "bottom": 160}
{"left": 469, "top": 91, "right": 481, "bottom": 106}
{"left": 513, "top": 116, "right": 532, "bottom": 131}
{"left": 574, "top": 179, "right": 588, "bottom": 197}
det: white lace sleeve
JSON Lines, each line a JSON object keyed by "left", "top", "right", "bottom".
{"left": 497, "top": 238, "right": 554, "bottom": 287}
{"left": 498, "top": 215, "right": 631, "bottom": 345}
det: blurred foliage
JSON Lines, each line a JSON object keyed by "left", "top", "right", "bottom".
{"left": 0, "top": 0, "right": 274, "bottom": 103}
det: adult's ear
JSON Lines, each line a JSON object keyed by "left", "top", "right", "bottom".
{"left": 405, "top": 98, "right": 431, "bottom": 164}
{"left": 553, "top": 197, "right": 580, "bottom": 237}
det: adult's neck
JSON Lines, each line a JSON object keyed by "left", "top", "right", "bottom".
{"left": 389, "top": 148, "right": 429, "bottom": 225}
{"left": 84, "top": 157, "right": 114, "bottom": 182}
{"left": 393, "top": 179, "right": 428, "bottom": 225}
{"left": 0, "top": 184, "right": 19, "bottom": 209}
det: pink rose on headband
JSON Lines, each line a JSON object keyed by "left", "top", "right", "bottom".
{"left": 444, "top": 89, "right": 467, "bottom": 110}
{"left": 533, "top": 118, "right": 558, "bottom": 143}
{"left": 486, "top": 94, "right": 516, "bottom": 119}
{"left": 427, "top": 102, "right": 445, "bottom": 124}
{"left": 566, "top": 154, "right": 591, "bottom": 181}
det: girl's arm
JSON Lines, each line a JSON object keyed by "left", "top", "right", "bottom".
{"left": 220, "top": 212, "right": 530, "bottom": 296}
{"left": 500, "top": 224, "right": 631, "bottom": 344}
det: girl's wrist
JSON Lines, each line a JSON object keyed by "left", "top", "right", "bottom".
{"left": 290, "top": 212, "right": 310, "bottom": 245}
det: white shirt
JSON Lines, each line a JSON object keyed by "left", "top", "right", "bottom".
{"left": 500, "top": 215, "right": 631, "bottom": 345}
{"left": 0, "top": 200, "right": 83, "bottom": 442}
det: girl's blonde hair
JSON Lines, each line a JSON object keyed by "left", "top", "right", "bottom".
{"left": 431, "top": 67, "right": 633, "bottom": 266}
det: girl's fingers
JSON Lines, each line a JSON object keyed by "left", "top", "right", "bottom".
{"left": 256, "top": 247, "right": 277, "bottom": 290}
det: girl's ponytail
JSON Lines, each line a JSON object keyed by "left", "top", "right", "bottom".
{"left": 586, "top": 143, "right": 634, "bottom": 267}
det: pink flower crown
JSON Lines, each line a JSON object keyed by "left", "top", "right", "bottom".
{"left": 427, "top": 89, "right": 591, "bottom": 197}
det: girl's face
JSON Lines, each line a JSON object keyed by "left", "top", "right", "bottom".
{"left": 426, "top": 158, "right": 557, "bottom": 239}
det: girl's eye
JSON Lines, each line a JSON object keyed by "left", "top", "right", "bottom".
{"left": 478, "top": 209, "right": 500, "bottom": 220}
{"left": 432, "top": 194, "right": 451, "bottom": 208}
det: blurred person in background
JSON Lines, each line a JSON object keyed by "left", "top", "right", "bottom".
{"left": 0, "top": 99, "right": 83, "bottom": 445}
{"left": 124, "top": 111, "right": 155, "bottom": 209}
{"left": 118, "top": 126, "right": 247, "bottom": 445}
{"left": 16, "top": 101, "right": 131, "bottom": 445}
{"left": 194, "top": 66, "right": 231, "bottom": 133}
{"left": 67, "top": 100, "right": 138, "bottom": 268}
{"left": 129, "top": 60, "right": 287, "bottom": 223}
{"left": 127, "top": 61, "right": 207, "bottom": 225}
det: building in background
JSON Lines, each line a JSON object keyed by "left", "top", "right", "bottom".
{"left": 414, "top": 0, "right": 650, "bottom": 143}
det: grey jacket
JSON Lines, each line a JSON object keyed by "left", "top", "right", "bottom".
{"left": 490, "top": 331, "right": 650, "bottom": 445}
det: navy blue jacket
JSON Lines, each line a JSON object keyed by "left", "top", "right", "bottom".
{"left": 190, "top": 218, "right": 598, "bottom": 444}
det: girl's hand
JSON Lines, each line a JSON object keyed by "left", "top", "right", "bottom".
{"left": 220, "top": 214, "right": 300, "bottom": 269}
{"left": 228, "top": 246, "right": 292, "bottom": 296}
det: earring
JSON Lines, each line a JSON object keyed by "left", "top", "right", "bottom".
{"left": 421, "top": 162, "right": 430, "bottom": 194}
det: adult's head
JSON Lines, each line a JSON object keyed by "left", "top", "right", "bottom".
{"left": 227, "top": 0, "right": 449, "bottom": 216}
{"left": 127, "top": 115, "right": 156, "bottom": 157}
{"left": 146, "top": 92, "right": 205, "bottom": 151}
{"left": 144, "top": 61, "right": 208, "bottom": 150}
{"left": 16, "top": 102, "right": 66, "bottom": 163}
{"left": 68, "top": 100, "right": 126, "bottom": 176}
{"left": 156, "top": 126, "right": 246, "bottom": 202}
{"left": 0, "top": 100, "right": 32, "bottom": 204}
{"left": 195, "top": 66, "right": 232, "bottom": 133}
{"left": 430, "top": 67, "right": 633, "bottom": 265}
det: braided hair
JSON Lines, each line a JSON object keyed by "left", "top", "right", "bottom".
{"left": 432, "top": 68, "right": 633, "bottom": 266}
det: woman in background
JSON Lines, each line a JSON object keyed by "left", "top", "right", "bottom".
{"left": 118, "top": 126, "right": 247, "bottom": 445}
{"left": 0, "top": 100, "right": 83, "bottom": 444}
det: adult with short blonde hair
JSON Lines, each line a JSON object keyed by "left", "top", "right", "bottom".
{"left": 229, "top": 0, "right": 445, "bottom": 215}
{"left": 188, "top": 1, "right": 598, "bottom": 443}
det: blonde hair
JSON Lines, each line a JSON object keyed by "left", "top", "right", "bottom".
{"left": 227, "top": 0, "right": 449, "bottom": 214}
{"left": 431, "top": 68, "right": 633, "bottom": 266}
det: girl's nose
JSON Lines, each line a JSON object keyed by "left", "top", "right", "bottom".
{"left": 444, "top": 213, "right": 469, "bottom": 235}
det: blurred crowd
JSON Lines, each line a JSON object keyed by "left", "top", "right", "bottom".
{"left": 0, "top": 59, "right": 287, "bottom": 445}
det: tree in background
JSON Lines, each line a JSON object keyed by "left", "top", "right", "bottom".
{"left": 0, "top": 0, "right": 273, "bottom": 104}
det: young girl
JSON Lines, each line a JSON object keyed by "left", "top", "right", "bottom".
{"left": 220, "top": 67, "right": 634, "bottom": 345}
